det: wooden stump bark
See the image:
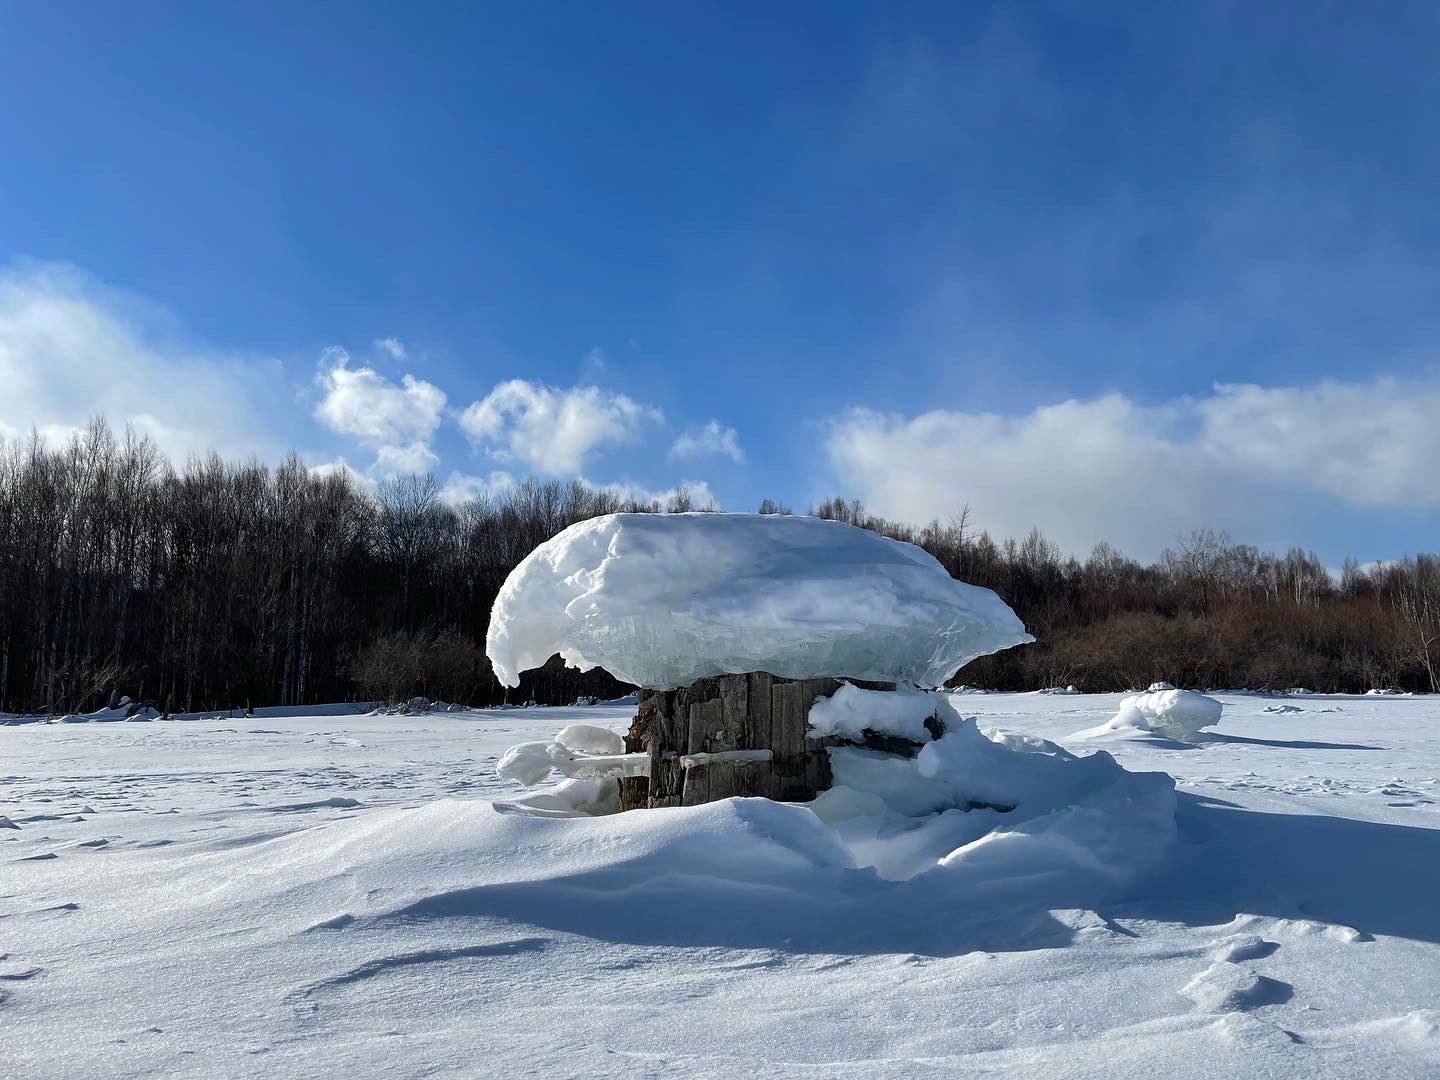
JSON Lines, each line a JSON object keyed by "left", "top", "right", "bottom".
{"left": 618, "top": 672, "right": 932, "bottom": 810}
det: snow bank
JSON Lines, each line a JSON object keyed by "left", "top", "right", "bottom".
{"left": 1071, "top": 688, "right": 1223, "bottom": 744}
{"left": 485, "top": 512, "right": 1032, "bottom": 689}
{"left": 499, "top": 689, "right": 1176, "bottom": 891}
{"left": 816, "top": 695, "right": 1177, "bottom": 881}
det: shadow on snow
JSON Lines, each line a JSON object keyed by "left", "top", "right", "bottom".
{"left": 369, "top": 793, "right": 1440, "bottom": 957}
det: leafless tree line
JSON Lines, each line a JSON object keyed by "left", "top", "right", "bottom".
{"left": 0, "top": 419, "right": 711, "bottom": 714}
{"left": 807, "top": 499, "right": 1440, "bottom": 694}
{"left": 2, "top": 419, "right": 1436, "bottom": 714}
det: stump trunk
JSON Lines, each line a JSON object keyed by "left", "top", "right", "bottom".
{"left": 618, "top": 672, "right": 929, "bottom": 810}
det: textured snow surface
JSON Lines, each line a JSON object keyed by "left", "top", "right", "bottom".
{"left": 485, "top": 513, "right": 1033, "bottom": 689}
{"left": 4, "top": 693, "right": 1440, "bottom": 1079}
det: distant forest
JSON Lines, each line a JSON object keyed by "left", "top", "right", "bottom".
{"left": 2, "top": 419, "right": 1438, "bottom": 715}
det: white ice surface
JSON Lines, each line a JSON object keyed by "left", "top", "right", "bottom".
{"left": 2, "top": 693, "right": 1439, "bottom": 1078}
{"left": 485, "top": 513, "right": 1033, "bottom": 689}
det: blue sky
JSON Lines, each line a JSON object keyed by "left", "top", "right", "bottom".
{"left": 4, "top": 2, "right": 1440, "bottom": 562}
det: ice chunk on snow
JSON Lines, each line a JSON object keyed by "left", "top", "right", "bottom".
{"left": 553, "top": 724, "right": 625, "bottom": 756}
{"left": 807, "top": 683, "right": 940, "bottom": 742}
{"left": 497, "top": 727, "right": 645, "bottom": 796}
{"left": 485, "top": 513, "right": 1032, "bottom": 689}
{"left": 1123, "top": 688, "right": 1222, "bottom": 740}
{"left": 495, "top": 741, "right": 557, "bottom": 786}
{"left": 1072, "top": 689, "right": 1222, "bottom": 744}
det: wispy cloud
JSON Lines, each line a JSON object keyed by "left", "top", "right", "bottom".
{"left": 373, "top": 337, "right": 408, "bottom": 361}
{"left": 670, "top": 420, "right": 744, "bottom": 463}
{"left": 0, "top": 260, "right": 288, "bottom": 461}
{"left": 458, "top": 379, "right": 663, "bottom": 475}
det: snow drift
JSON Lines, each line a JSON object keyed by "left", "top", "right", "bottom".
{"left": 485, "top": 512, "right": 1033, "bottom": 689}
{"left": 497, "top": 687, "right": 1176, "bottom": 889}
{"left": 810, "top": 689, "right": 1178, "bottom": 882}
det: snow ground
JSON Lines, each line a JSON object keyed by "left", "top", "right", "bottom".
{"left": 2, "top": 694, "right": 1438, "bottom": 1078}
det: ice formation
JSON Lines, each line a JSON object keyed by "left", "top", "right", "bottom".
{"left": 486, "top": 512, "right": 1033, "bottom": 689}
{"left": 496, "top": 737, "right": 646, "bottom": 788}
{"left": 1071, "top": 687, "right": 1223, "bottom": 744}
{"left": 553, "top": 724, "right": 625, "bottom": 756}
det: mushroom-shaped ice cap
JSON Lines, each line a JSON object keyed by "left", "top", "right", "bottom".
{"left": 485, "top": 512, "right": 1034, "bottom": 690}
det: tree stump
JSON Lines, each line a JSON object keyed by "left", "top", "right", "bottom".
{"left": 618, "top": 672, "right": 936, "bottom": 810}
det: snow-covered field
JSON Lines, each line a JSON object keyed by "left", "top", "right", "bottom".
{"left": 3, "top": 693, "right": 1439, "bottom": 1078}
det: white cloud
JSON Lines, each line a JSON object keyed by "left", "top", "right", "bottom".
{"left": 372, "top": 441, "right": 441, "bottom": 477}
{"left": 0, "top": 261, "right": 288, "bottom": 462}
{"left": 670, "top": 420, "right": 745, "bottom": 463}
{"left": 437, "top": 469, "right": 515, "bottom": 506}
{"left": 827, "top": 375, "right": 1440, "bottom": 559}
{"left": 458, "top": 379, "right": 662, "bottom": 475}
{"left": 1195, "top": 378, "right": 1440, "bottom": 509}
{"left": 373, "top": 337, "right": 408, "bottom": 361}
{"left": 313, "top": 348, "right": 445, "bottom": 448}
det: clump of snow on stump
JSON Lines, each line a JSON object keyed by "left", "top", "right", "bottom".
{"left": 807, "top": 683, "right": 941, "bottom": 742}
{"left": 485, "top": 512, "right": 1033, "bottom": 690}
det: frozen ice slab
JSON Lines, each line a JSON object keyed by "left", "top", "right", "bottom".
{"left": 486, "top": 512, "right": 1033, "bottom": 689}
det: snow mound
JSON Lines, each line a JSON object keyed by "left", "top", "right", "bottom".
{"left": 485, "top": 512, "right": 1033, "bottom": 689}
{"left": 45, "top": 697, "right": 161, "bottom": 724}
{"left": 1181, "top": 961, "right": 1292, "bottom": 1013}
{"left": 1071, "top": 688, "right": 1223, "bottom": 744}
{"left": 498, "top": 690, "right": 1177, "bottom": 892}
{"left": 817, "top": 696, "right": 1177, "bottom": 882}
